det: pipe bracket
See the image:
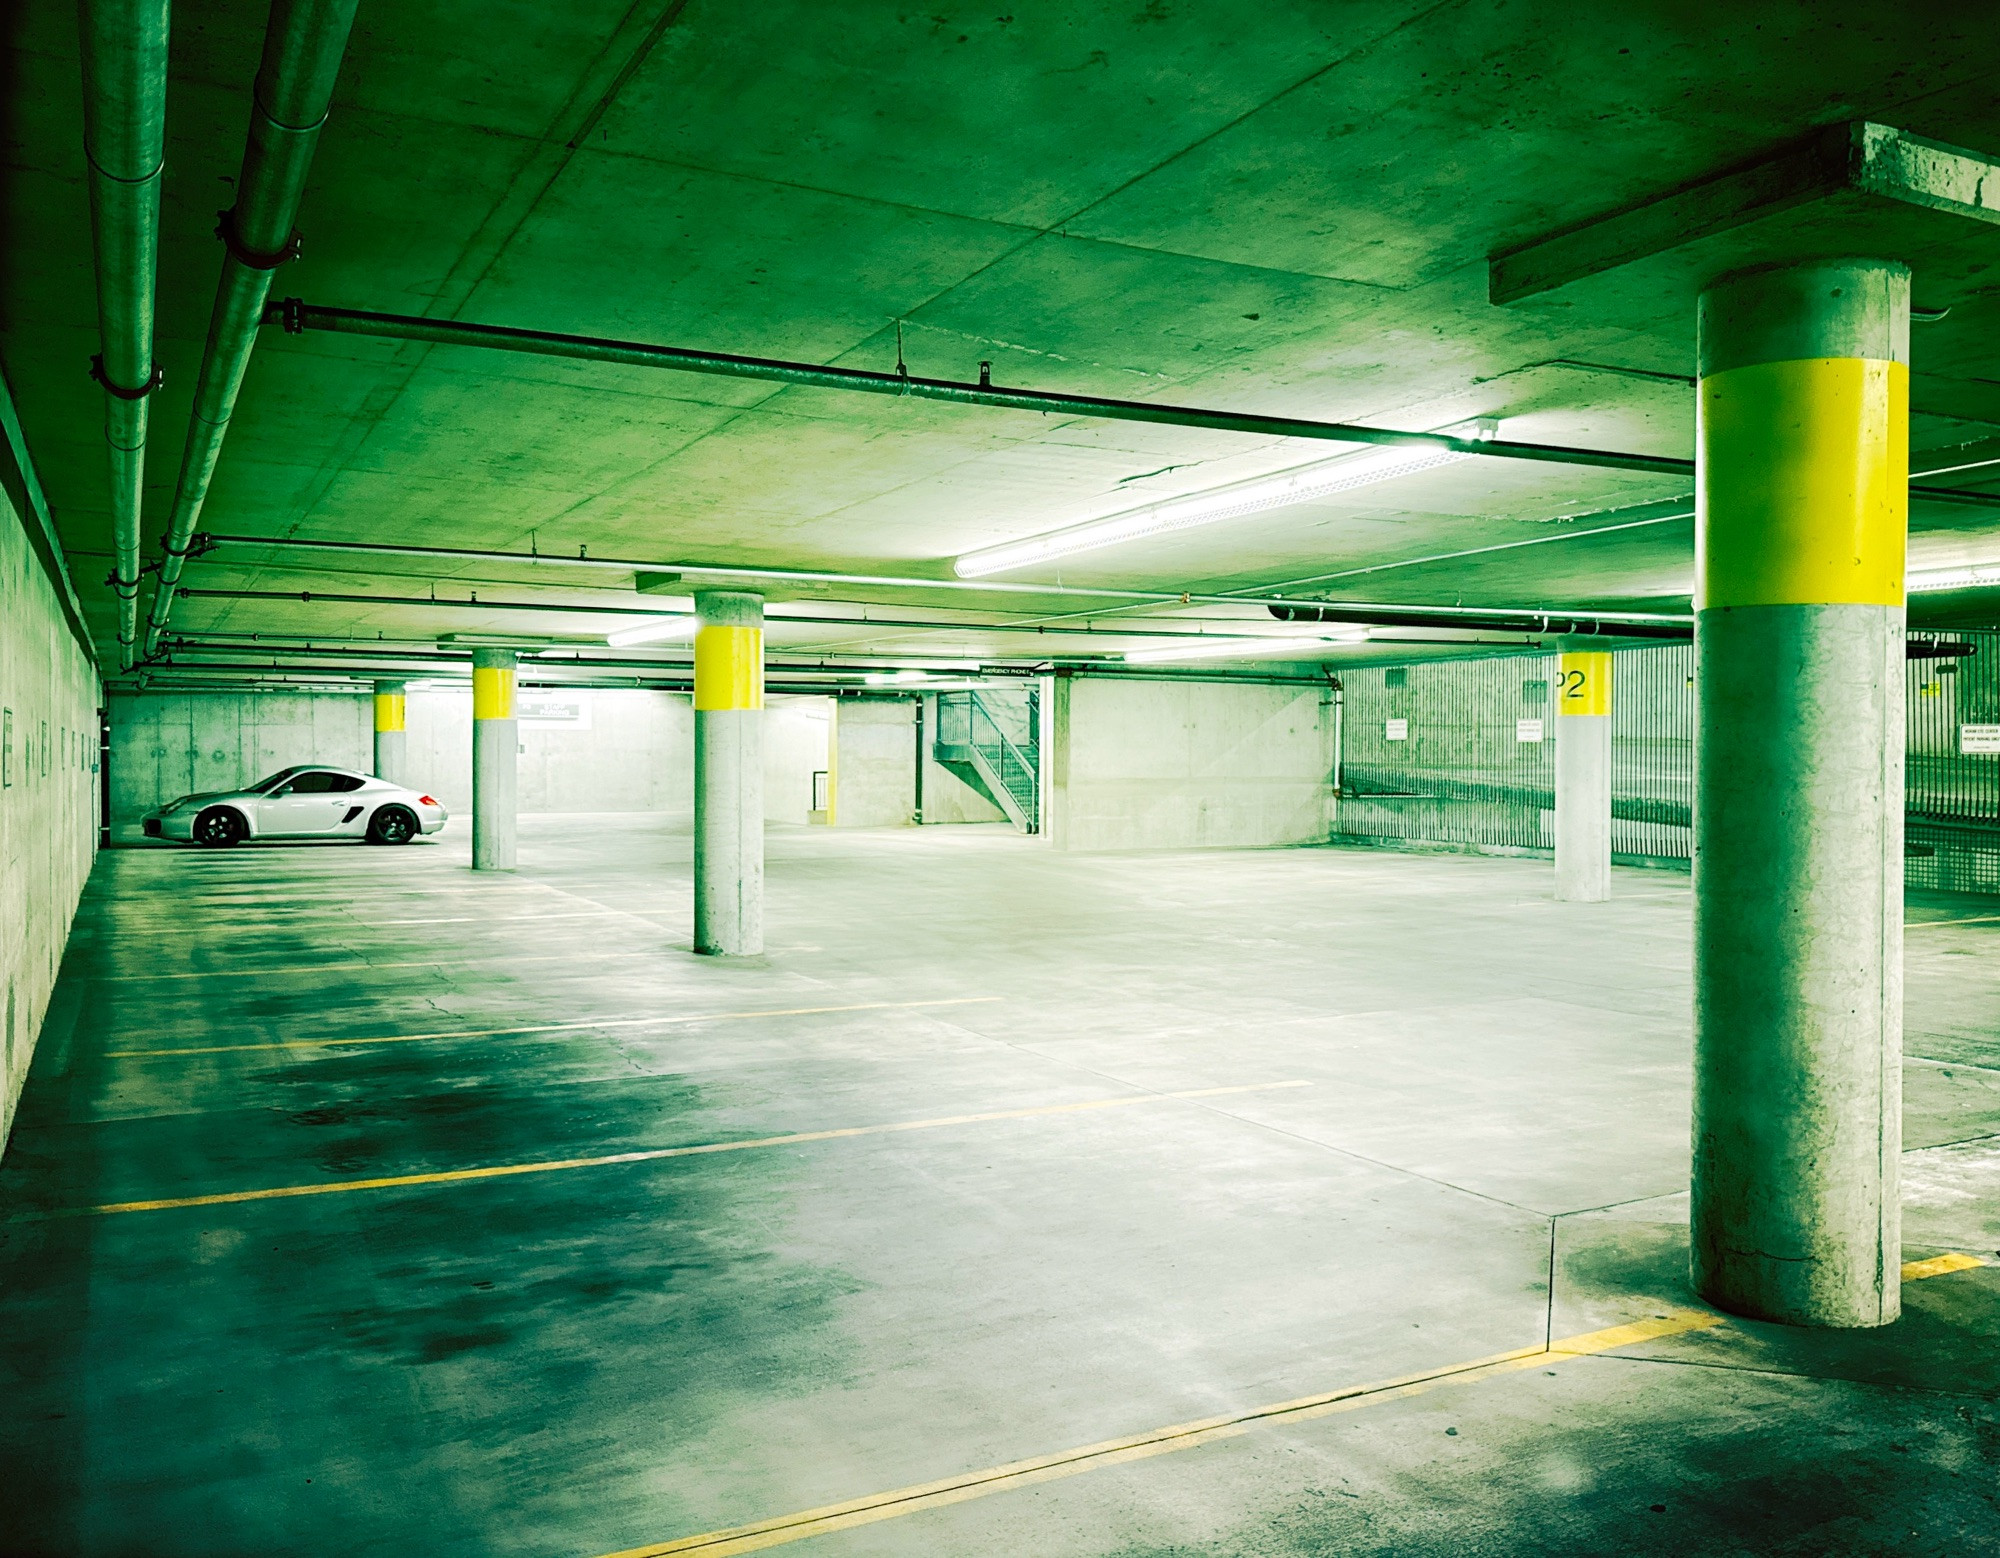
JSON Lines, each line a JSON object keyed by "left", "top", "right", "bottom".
{"left": 216, "top": 207, "right": 303, "bottom": 270}
{"left": 90, "top": 357, "right": 164, "bottom": 400}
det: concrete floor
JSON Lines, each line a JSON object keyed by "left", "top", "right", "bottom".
{"left": 3, "top": 817, "right": 1998, "bottom": 1556}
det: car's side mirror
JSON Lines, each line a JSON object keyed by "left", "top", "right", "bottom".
{"left": 271, "top": 783, "right": 294, "bottom": 796}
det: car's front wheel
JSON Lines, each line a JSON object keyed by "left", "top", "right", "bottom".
{"left": 192, "top": 807, "right": 246, "bottom": 847}
{"left": 367, "top": 805, "right": 417, "bottom": 845}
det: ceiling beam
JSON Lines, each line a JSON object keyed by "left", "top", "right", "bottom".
{"left": 1491, "top": 121, "right": 2000, "bottom": 305}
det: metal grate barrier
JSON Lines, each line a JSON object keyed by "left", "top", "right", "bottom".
{"left": 1338, "top": 633, "right": 2000, "bottom": 891}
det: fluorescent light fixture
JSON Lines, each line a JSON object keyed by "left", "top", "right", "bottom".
{"left": 954, "top": 443, "right": 1479, "bottom": 579}
{"left": 862, "top": 670, "right": 982, "bottom": 687}
{"left": 606, "top": 617, "right": 697, "bottom": 648}
{"left": 1909, "top": 564, "right": 2000, "bottom": 593}
{"left": 1123, "top": 626, "right": 1371, "bottom": 665}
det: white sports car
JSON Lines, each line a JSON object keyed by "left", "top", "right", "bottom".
{"left": 143, "top": 765, "right": 449, "bottom": 847}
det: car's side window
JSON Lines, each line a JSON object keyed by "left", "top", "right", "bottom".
{"left": 288, "top": 771, "right": 339, "bottom": 794}
{"left": 327, "top": 775, "right": 366, "bottom": 792}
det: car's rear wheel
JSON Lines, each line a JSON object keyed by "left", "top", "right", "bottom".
{"left": 367, "top": 805, "right": 417, "bottom": 845}
{"left": 192, "top": 807, "right": 246, "bottom": 847}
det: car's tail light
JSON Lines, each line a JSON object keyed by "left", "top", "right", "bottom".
{"left": 418, "top": 795, "right": 438, "bottom": 806}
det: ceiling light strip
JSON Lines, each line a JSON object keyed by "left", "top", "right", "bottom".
{"left": 1124, "top": 628, "right": 1372, "bottom": 665}
{"left": 955, "top": 448, "right": 1471, "bottom": 577}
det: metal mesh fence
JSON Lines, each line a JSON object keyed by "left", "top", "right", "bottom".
{"left": 1338, "top": 633, "right": 2000, "bottom": 889}
{"left": 1338, "top": 654, "right": 1559, "bottom": 853}
{"left": 1907, "top": 630, "right": 2000, "bottom": 892}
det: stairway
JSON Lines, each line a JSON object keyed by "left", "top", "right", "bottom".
{"left": 933, "top": 689, "right": 1039, "bottom": 833}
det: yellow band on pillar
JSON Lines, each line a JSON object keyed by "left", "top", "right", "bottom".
{"left": 1697, "top": 357, "right": 1908, "bottom": 609}
{"left": 373, "top": 692, "right": 406, "bottom": 733}
{"left": 1557, "top": 652, "right": 1612, "bottom": 716}
{"left": 694, "top": 625, "right": 764, "bottom": 711}
{"left": 472, "top": 666, "right": 515, "bottom": 721}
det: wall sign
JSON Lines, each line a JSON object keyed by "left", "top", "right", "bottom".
{"left": 1385, "top": 718, "right": 1408, "bottom": 741}
{"left": 1516, "top": 718, "right": 1544, "bottom": 743}
{"left": 1960, "top": 723, "right": 2000, "bottom": 755}
{"left": 518, "top": 694, "right": 592, "bottom": 729}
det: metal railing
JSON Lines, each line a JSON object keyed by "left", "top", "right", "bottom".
{"left": 934, "top": 688, "right": 1039, "bottom": 832}
{"left": 971, "top": 692, "right": 1038, "bottom": 830}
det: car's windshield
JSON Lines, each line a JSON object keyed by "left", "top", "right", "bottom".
{"left": 247, "top": 767, "right": 302, "bottom": 793}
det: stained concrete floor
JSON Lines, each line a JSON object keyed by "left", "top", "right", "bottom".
{"left": 2, "top": 816, "right": 1998, "bottom": 1557}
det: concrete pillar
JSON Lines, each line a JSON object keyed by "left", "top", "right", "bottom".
{"left": 372, "top": 680, "right": 407, "bottom": 785}
{"left": 1691, "top": 260, "right": 1909, "bottom": 1329}
{"left": 693, "top": 590, "right": 763, "bottom": 954}
{"left": 1554, "top": 648, "right": 1612, "bottom": 902}
{"left": 471, "top": 648, "right": 517, "bottom": 872}
{"left": 1044, "top": 674, "right": 1072, "bottom": 852}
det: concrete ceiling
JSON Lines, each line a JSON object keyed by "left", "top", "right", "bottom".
{"left": 6, "top": 0, "right": 2000, "bottom": 681}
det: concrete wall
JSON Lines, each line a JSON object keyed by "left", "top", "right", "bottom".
{"left": 1047, "top": 676, "right": 1332, "bottom": 852}
{"left": 405, "top": 688, "right": 695, "bottom": 816}
{"left": 922, "top": 753, "right": 1008, "bottom": 824}
{"left": 832, "top": 698, "right": 916, "bottom": 828}
{"left": 110, "top": 691, "right": 370, "bottom": 824}
{"left": 2, "top": 470, "right": 99, "bottom": 1145}
{"left": 112, "top": 686, "right": 828, "bottom": 826}
{"left": 401, "top": 690, "right": 471, "bottom": 811}
{"left": 767, "top": 697, "right": 831, "bottom": 824}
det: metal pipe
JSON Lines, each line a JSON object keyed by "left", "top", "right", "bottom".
{"left": 270, "top": 300, "right": 1693, "bottom": 478}
{"left": 1268, "top": 602, "right": 1693, "bottom": 641}
{"left": 152, "top": 643, "right": 1023, "bottom": 675}
{"left": 174, "top": 584, "right": 1377, "bottom": 641}
{"left": 188, "top": 532, "right": 1694, "bottom": 625}
{"left": 142, "top": 0, "right": 360, "bottom": 656}
{"left": 79, "top": 0, "right": 171, "bottom": 669}
{"left": 135, "top": 654, "right": 1001, "bottom": 692}
{"left": 133, "top": 659, "right": 1339, "bottom": 693}
{"left": 266, "top": 300, "right": 2000, "bottom": 509}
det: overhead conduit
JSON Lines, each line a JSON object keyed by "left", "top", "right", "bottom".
{"left": 141, "top": 0, "right": 360, "bottom": 658}
{"left": 1267, "top": 601, "right": 1692, "bottom": 641}
{"left": 265, "top": 301, "right": 2000, "bottom": 510}
{"left": 79, "top": 0, "right": 171, "bottom": 670}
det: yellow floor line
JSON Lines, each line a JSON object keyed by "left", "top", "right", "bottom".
{"left": 104, "top": 996, "right": 1003, "bottom": 1059}
{"left": 1901, "top": 1250, "right": 1985, "bottom": 1280}
{"left": 94, "top": 949, "right": 661, "bottom": 984}
{"left": 602, "top": 1253, "right": 1986, "bottom": 1558}
{"left": 35, "top": 1082, "right": 1308, "bottom": 1219}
